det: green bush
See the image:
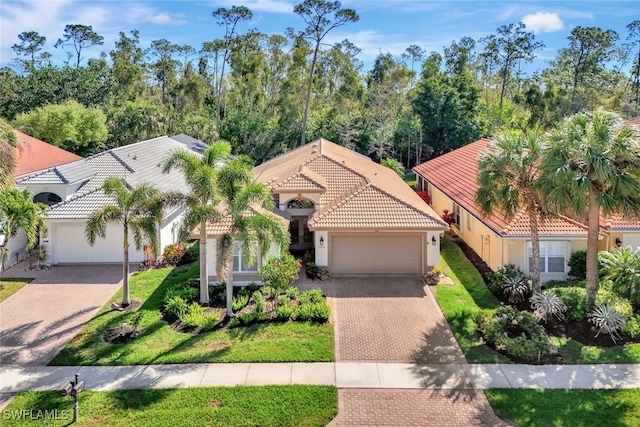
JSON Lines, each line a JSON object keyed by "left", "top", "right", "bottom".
{"left": 299, "top": 288, "right": 324, "bottom": 304}
{"left": 599, "top": 248, "right": 640, "bottom": 306}
{"left": 179, "top": 302, "right": 206, "bottom": 328}
{"left": 545, "top": 279, "right": 585, "bottom": 289}
{"left": 305, "top": 262, "right": 329, "bottom": 280}
{"left": 296, "top": 303, "right": 315, "bottom": 321}
{"left": 260, "top": 253, "right": 301, "bottom": 291}
{"left": 624, "top": 314, "right": 640, "bottom": 338}
{"left": 232, "top": 293, "right": 249, "bottom": 311}
{"left": 596, "top": 287, "right": 633, "bottom": 320}
{"left": 182, "top": 242, "right": 199, "bottom": 264}
{"left": 164, "top": 296, "right": 188, "bottom": 318}
{"left": 568, "top": 250, "right": 587, "bottom": 279}
{"left": 277, "top": 294, "right": 289, "bottom": 306}
{"left": 276, "top": 302, "right": 297, "bottom": 320}
{"left": 285, "top": 287, "right": 300, "bottom": 300}
{"left": 479, "top": 306, "right": 552, "bottom": 362}
{"left": 486, "top": 264, "right": 531, "bottom": 301}
{"left": 237, "top": 311, "right": 255, "bottom": 325}
{"left": 163, "top": 284, "right": 199, "bottom": 304}
{"left": 548, "top": 287, "right": 588, "bottom": 321}
{"left": 163, "top": 242, "right": 187, "bottom": 266}
{"left": 311, "top": 302, "right": 330, "bottom": 321}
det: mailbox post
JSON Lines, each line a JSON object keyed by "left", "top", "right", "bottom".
{"left": 59, "top": 374, "right": 84, "bottom": 423}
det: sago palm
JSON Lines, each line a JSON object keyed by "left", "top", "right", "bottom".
{"left": 85, "top": 178, "right": 163, "bottom": 307}
{"left": 476, "top": 129, "right": 547, "bottom": 291}
{"left": 540, "top": 110, "right": 640, "bottom": 309}
{"left": 215, "top": 159, "right": 289, "bottom": 317}
{"left": 162, "top": 141, "right": 231, "bottom": 303}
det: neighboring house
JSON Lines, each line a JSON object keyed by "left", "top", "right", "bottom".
{"left": 1, "top": 132, "right": 82, "bottom": 269}
{"left": 599, "top": 214, "right": 640, "bottom": 251}
{"left": 203, "top": 138, "right": 447, "bottom": 283}
{"left": 15, "top": 135, "right": 206, "bottom": 265}
{"left": 413, "top": 139, "right": 592, "bottom": 282}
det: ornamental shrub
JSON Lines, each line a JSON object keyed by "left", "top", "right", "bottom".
{"left": 599, "top": 248, "right": 640, "bottom": 306}
{"left": 276, "top": 302, "right": 297, "bottom": 320}
{"left": 260, "top": 253, "right": 301, "bottom": 293}
{"left": 548, "top": 287, "right": 588, "bottom": 321}
{"left": 164, "top": 296, "right": 188, "bottom": 318}
{"left": 568, "top": 250, "right": 587, "bottom": 279}
{"left": 479, "top": 306, "right": 552, "bottom": 361}
{"left": 163, "top": 242, "right": 186, "bottom": 266}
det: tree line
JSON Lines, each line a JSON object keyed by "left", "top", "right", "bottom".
{"left": 1, "top": 0, "right": 639, "bottom": 166}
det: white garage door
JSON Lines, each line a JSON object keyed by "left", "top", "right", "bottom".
{"left": 623, "top": 234, "right": 640, "bottom": 251}
{"left": 52, "top": 223, "right": 144, "bottom": 263}
{"left": 330, "top": 234, "right": 423, "bottom": 275}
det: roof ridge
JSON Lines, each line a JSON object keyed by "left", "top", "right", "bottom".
{"left": 557, "top": 214, "right": 589, "bottom": 231}
{"left": 49, "top": 186, "right": 104, "bottom": 210}
{"left": 109, "top": 151, "right": 136, "bottom": 174}
{"left": 53, "top": 167, "right": 68, "bottom": 184}
{"left": 110, "top": 135, "right": 169, "bottom": 152}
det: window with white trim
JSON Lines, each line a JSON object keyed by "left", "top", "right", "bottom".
{"left": 527, "top": 241, "right": 566, "bottom": 273}
{"left": 452, "top": 203, "right": 461, "bottom": 228}
{"left": 233, "top": 242, "right": 258, "bottom": 272}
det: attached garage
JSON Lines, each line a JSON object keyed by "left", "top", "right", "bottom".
{"left": 49, "top": 222, "right": 144, "bottom": 264}
{"left": 330, "top": 234, "right": 423, "bottom": 275}
{"left": 623, "top": 234, "right": 640, "bottom": 250}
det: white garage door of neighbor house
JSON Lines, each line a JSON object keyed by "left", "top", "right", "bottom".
{"left": 53, "top": 223, "right": 144, "bottom": 263}
{"left": 623, "top": 234, "right": 640, "bottom": 251}
{"left": 330, "top": 234, "right": 422, "bottom": 275}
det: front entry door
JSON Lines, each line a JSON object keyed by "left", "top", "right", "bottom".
{"left": 289, "top": 216, "right": 312, "bottom": 250}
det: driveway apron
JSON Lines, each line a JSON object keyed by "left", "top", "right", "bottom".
{"left": 0, "top": 263, "right": 122, "bottom": 365}
{"left": 313, "top": 276, "right": 466, "bottom": 363}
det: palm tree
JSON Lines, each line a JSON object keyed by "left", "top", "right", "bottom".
{"left": 215, "top": 159, "right": 289, "bottom": 317}
{"left": 0, "top": 187, "right": 46, "bottom": 267}
{"left": 540, "top": 110, "right": 640, "bottom": 309}
{"left": 162, "top": 141, "right": 231, "bottom": 304}
{"left": 85, "top": 178, "right": 163, "bottom": 307}
{"left": 476, "top": 130, "right": 547, "bottom": 291}
{"left": 0, "top": 118, "right": 20, "bottom": 189}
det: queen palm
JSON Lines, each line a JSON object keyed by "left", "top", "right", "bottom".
{"left": 85, "top": 178, "right": 163, "bottom": 307}
{"left": 162, "top": 141, "right": 231, "bottom": 304}
{"left": 476, "top": 130, "right": 547, "bottom": 291}
{"left": 0, "top": 188, "right": 46, "bottom": 266}
{"left": 215, "top": 159, "right": 289, "bottom": 317}
{"left": 541, "top": 110, "right": 640, "bottom": 309}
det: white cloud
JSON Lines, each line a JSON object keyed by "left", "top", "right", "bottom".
{"left": 522, "top": 12, "right": 564, "bottom": 34}
{"left": 324, "top": 30, "right": 441, "bottom": 61}
{"left": 215, "top": 0, "right": 293, "bottom": 14}
{"left": 126, "top": 5, "right": 187, "bottom": 26}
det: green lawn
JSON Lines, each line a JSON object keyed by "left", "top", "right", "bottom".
{"left": 51, "top": 263, "right": 334, "bottom": 365}
{"left": 2, "top": 385, "right": 338, "bottom": 427}
{"left": 487, "top": 389, "right": 640, "bottom": 427}
{"left": 435, "top": 238, "right": 506, "bottom": 363}
{"left": 0, "top": 277, "right": 33, "bottom": 303}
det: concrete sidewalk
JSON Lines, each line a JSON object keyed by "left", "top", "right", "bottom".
{"left": 2, "top": 362, "right": 640, "bottom": 395}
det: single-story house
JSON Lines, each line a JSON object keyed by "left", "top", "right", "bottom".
{"left": 599, "top": 214, "right": 640, "bottom": 251}
{"left": 1, "top": 132, "right": 83, "bottom": 269}
{"left": 413, "top": 138, "right": 593, "bottom": 282}
{"left": 15, "top": 135, "right": 206, "bottom": 265}
{"left": 203, "top": 138, "right": 448, "bottom": 283}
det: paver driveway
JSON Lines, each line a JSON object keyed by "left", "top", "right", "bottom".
{"left": 0, "top": 263, "right": 123, "bottom": 365}
{"left": 309, "top": 276, "right": 466, "bottom": 363}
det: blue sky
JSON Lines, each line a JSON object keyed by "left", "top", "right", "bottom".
{"left": 0, "top": 0, "right": 637, "bottom": 72}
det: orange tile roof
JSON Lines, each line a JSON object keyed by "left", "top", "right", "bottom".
{"left": 253, "top": 139, "right": 447, "bottom": 231}
{"left": 13, "top": 131, "right": 82, "bottom": 177}
{"left": 413, "top": 138, "right": 590, "bottom": 237}
{"left": 600, "top": 213, "right": 640, "bottom": 231}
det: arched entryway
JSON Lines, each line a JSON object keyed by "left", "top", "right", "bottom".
{"left": 286, "top": 198, "right": 315, "bottom": 251}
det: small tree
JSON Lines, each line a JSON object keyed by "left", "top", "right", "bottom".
{"left": 0, "top": 188, "right": 46, "bottom": 267}
{"left": 260, "top": 252, "right": 301, "bottom": 299}
{"left": 381, "top": 157, "right": 405, "bottom": 178}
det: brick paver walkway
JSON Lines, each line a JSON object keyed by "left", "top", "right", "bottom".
{"left": 307, "top": 276, "right": 466, "bottom": 363}
{"left": 0, "top": 263, "right": 123, "bottom": 365}
{"left": 328, "top": 389, "right": 511, "bottom": 427}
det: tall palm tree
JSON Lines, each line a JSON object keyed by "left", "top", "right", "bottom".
{"left": 540, "top": 110, "right": 640, "bottom": 309}
{"left": 0, "top": 118, "right": 20, "bottom": 190}
{"left": 215, "top": 159, "right": 289, "bottom": 317}
{"left": 162, "top": 141, "right": 231, "bottom": 303}
{"left": 0, "top": 187, "right": 46, "bottom": 267}
{"left": 85, "top": 178, "right": 163, "bottom": 307}
{"left": 476, "top": 130, "right": 547, "bottom": 291}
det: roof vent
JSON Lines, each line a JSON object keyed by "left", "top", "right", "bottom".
{"left": 133, "top": 155, "right": 137, "bottom": 160}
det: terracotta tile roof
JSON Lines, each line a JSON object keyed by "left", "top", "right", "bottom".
{"left": 252, "top": 139, "right": 447, "bottom": 231}
{"left": 195, "top": 202, "right": 290, "bottom": 236}
{"left": 14, "top": 131, "right": 82, "bottom": 178}
{"left": 600, "top": 213, "right": 640, "bottom": 231}
{"left": 271, "top": 166, "right": 327, "bottom": 192}
{"left": 413, "top": 138, "right": 590, "bottom": 237}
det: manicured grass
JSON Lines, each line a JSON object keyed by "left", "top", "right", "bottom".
{"left": 435, "top": 238, "right": 506, "bottom": 363}
{"left": 2, "top": 385, "right": 338, "bottom": 426}
{"left": 0, "top": 277, "right": 32, "bottom": 303}
{"left": 51, "top": 263, "right": 334, "bottom": 365}
{"left": 486, "top": 389, "right": 640, "bottom": 427}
